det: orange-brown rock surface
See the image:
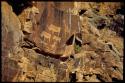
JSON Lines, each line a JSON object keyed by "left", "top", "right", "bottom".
{"left": 1, "top": 1, "right": 124, "bottom": 82}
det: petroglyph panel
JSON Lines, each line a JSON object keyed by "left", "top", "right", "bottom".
{"left": 27, "top": 2, "right": 82, "bottom": 55}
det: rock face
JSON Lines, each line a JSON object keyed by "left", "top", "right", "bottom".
{"left": 24, "top": 2, "right": 82, "bottom": 56}
{"left": 1, "top": 1, "right": 123, "bottom": 82}
{"left": 1, "top": 1, "right": 23, "bottom": 81}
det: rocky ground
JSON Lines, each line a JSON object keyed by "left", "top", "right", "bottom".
{"left": 1, "top": 1, "right": 124, "bottom": 82}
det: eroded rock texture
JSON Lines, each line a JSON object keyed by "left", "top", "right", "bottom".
{"left": 1, "top": 1, "right": 124, "bottom": 82}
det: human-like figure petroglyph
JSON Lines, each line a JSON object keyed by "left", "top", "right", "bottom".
{"left": 50, "top": 36, "right": 61, "bottom": 51}
{"left": 51, "top": 42, "right": 57, "bottom": 52}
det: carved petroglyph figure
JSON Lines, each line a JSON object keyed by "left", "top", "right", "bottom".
{"left": 40, "top": 31, "right": 51, "bottom": 45}
{"left": 53, "top": 35, "right": 61, "bottom": 42}
{"left": 48, "top": 24, "right": 61, "bottom": 36}
{"left": 50, "top": 35, "right": 61, "bottom": 52}
{"left": 51, "top": 42, "right": 57, "bottom": 52}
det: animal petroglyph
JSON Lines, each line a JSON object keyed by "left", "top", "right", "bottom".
{"left": 40, "top": 31, "right": 51, "bottom": 43}
{"left": 53, "top": 35, "right": 61, "bottom": 42}
{"left": 48, "top": 24, "right": 61, "bottom": 36}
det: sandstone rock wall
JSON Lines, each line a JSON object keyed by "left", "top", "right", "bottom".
{"left": 1, "top": 1, "right": 124, "bottom": 82}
